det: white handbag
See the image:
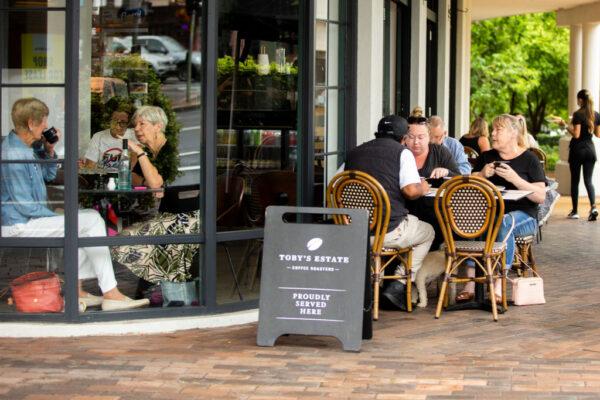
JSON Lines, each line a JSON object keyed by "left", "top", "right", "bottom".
{"left": 510, "top": 269, "right": 546, "bottom": 306}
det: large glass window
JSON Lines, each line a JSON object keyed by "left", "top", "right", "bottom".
{"left": 0, "top": 4, "right": 66, "bottom": 316}
{"left": 79, "top": 1, "right": 204, "bottom": 313}
{"left": 216, "top": 0, "right": 301, "bottom": 304}
{"left": 315, "top": 0, "right": 348, "bottom": 206}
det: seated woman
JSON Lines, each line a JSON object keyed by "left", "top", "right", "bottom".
{"left": 1, "top": 98, "right": 148, "bottom": 311}
{"left": 460, "top": 116, "right": 491, "bottom": 155}
{"left": 111, "top": 106, "right": 199, "bottom": 284}
{"left": 457, "top": 114, "right": 546, "bottom": 302}
{"left": 404, "top": 115, "right": 461, "bottom": 250}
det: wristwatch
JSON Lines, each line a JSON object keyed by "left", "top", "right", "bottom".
{"left": 136, "top": 151, "right": 147, "bottom": 158}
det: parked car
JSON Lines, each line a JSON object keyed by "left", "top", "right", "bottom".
{"left": 118, "top": 35, "right": 201, "bottom": 81}
{"left": 111, "top": 37, "right": 177, "bottom": 81}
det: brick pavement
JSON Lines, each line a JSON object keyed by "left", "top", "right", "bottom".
{"left": 1, "top": 197, "right": 600, "bottom": 399}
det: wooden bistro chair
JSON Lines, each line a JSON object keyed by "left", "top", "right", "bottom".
{"left": 433, "top": 175, "right": 508, "bottom": 321}
{"left": 463, "top": 146, "right": 479, "bottom": 168}
{"left": 327, "top": 170, "right": 413, "bottom": 320}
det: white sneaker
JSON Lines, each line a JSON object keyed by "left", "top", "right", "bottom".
{"left": 567, "top": 210, "right": 579, "bottom": 219}
{"left": 102, "top": 297, "right": 150, "bottom": 311}
{"left": 79, "top": 293, "right": 103, "bottom": 307}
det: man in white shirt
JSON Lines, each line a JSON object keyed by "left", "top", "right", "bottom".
{"left": 83, "top": 109, "right": 138, "bottom": 169}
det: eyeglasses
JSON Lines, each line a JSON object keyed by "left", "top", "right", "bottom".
{"left": 112, "top": 120, "right": 129, "bottom": 127}
{"left": 407, "top": 116, "right": 428, "bottom": 125}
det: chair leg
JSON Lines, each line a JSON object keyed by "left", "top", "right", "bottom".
{"left": 223, "top": 243, "right": 244, "bottom": 301}
{"left": 486, "top": 259, "right": 498, "bottom": 321}
{"left": 529, "top": 245, "right": 537, "bottom": 274}
{"left": 501, "top": 263, "right": 508, "bottom": 311}
{"left": 372, "top": 263, "right": 380, "bottom": 321}
{"left": 405, "top": 250, "right": 413, "bottom": 313}
{"left": 435, "top": 256, "right": 452, "bottom": 319}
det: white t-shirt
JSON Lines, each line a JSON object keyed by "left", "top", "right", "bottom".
{"left": 84, "top": 129, "right": 138, "bottom": 169}
{"left": 336, "top": 149, "right": 421, "bottom": 189}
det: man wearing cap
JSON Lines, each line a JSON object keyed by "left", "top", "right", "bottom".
{"left": 342, "top": 115, "right": 435, "bottom": 310}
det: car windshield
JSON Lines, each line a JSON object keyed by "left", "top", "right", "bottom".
{"left": 159, "top": 36, "right": 186, "bottom": 52}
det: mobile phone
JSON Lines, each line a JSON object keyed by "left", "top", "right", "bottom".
{"left": 493, "top": 161, "right": 510, "bottom": 168}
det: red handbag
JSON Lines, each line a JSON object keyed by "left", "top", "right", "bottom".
{"left": 10, "top": 272, "right": 64, "bottom": 313}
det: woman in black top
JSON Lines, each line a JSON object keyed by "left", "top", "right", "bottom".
{"left": 456, "top": 114, "right": 546, "bottom": 302}
{"left": 558, "top": 89, "right": 600, "bottom": 221}
{"left": 459, "top": 116, "right": 491, "bottom": 156}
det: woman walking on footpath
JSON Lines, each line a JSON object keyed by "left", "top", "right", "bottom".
{"left": 558, "top": 89, "right": 600, "bottom": 221}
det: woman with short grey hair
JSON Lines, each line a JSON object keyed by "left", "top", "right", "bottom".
{"left": 129, "top": 105, "right": 168, "bottom": 190}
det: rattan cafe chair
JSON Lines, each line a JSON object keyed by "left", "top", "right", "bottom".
{"left": 327, "top": 170, "right": 413, "bottom": 320}
{"left": 433, "top": 175, "right": 507, "bottom": 321}
{"left": 463, "top": 146, "right": 479, "bottom": 168}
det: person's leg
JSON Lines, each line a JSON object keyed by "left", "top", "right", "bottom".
{"left": 570, "top": 158, "right": 582, "bottom": 215}
{"left": 77, "top": 209, "right": 122, "bottom": 298}
{"left": 383, "top": 214, "right": 435, "bottom": 278}
{"left": 581, "top": 158, "right": 597, "bottom": 219}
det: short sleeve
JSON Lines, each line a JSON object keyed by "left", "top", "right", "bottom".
{"left": 84, "top": 133, "right": 101, "bottom": 162}
{"left": 528, "top": 153, "right": 546, "bottom": 184}
{"left": 572, "top": 111, "right": 584, "bottom": 126}
{"left": 595, "top": 112, "right": 600, "bottom": 126}
{"left": 399, "top": 149, "right": 421, "bottom": 188}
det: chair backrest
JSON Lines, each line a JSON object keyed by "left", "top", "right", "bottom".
{"left": 529, "top": 147, "right": 547, "bottom": 173}
{"left": 434, "top": 175, "right": 504, "bottom": 255}
{"left": 247, "top": 170, "right": 297, "bottom": 227}
{"left": 158, "top": 184, "right": 201, "bottom": 214}
{"left": 326, "top": 170, "right": 390, "bottom": 254}
{"left": 216, "top": 174, "right": 245, "bottom": 228}
{"left": 463, "top": 146, "right": 479, "bottom": 167}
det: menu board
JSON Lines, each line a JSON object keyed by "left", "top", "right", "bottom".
{"left": 257, "top": 206, "right": 369, "bottom": 352}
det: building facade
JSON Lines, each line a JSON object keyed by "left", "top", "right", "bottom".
{"left": 0, "top": 0, "right": 598, "bottom": 328}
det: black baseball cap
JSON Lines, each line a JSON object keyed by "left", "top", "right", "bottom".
{"left": 376, "top": 115, "right": 409, "bottom": 141}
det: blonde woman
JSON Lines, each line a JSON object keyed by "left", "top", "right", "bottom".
{"left": 456, "top": 114, "right": 545, "bottom": 302}
{"left": 460, "top": 117, "right": 491, "bottom": 155}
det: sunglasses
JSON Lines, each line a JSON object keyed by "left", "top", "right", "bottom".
{"left": 407, "top": 116, "right": 428, "bottom": 125}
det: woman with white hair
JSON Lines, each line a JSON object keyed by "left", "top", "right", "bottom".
{"left": 128, "top": 105, "right": 168, "bottom": 191}
{"left": 111, "top": 105, "right": 199, "bottom": 285}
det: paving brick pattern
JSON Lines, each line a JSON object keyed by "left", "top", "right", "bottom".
{"left": 1, "top": 198, "right": 600, "bottom": 399}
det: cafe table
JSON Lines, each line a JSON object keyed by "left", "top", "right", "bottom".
{"left": 428, "top": 188, "right": 533, "bottom": 314}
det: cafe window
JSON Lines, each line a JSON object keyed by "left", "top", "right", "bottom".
{"left": 315, "top": 0, "right": 349, "bottom": 206}
{"left": 80, "top": 0, "right": 204, "bottom": 312}
{"left": 0, "top": 3, "right": 67, "bottom": 316}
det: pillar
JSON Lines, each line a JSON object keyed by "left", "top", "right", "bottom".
{"left": 582, "top": 22, "right": 600, "bottom": 111}
{"left": 568, "top": 24, "right": 582, "bottom": 114}
{"left": 409, "top": 0, "right": 427, "bottom": 110}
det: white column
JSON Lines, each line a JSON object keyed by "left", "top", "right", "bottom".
{"left": 409, "top": 0, "right": 427, "bottom": 110}
{"left": 436, "top": 0, "right": 451, "bottom": 121}
{"left": 582, "top": 22, "right": 600, "bottom": 111}
{"left": 454, "top": 0, "right": 471, "bottom": 137}
{"left": 356, "top": 0, "right": 384, "bottom": 145}
{"left": 568, "top": 24, "right": 582, "bottom": 114}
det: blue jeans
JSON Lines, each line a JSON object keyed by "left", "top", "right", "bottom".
{"left": 497, "top": 210, "right": 538, "bottom": 270}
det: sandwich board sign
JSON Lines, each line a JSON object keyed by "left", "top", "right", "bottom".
{"left": 257, "top": 206, "right": 369, "bottom": 352}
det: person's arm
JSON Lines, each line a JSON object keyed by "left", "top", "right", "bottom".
{"left": 83, "top": 132, "right": 102, "bottom": 166}
{"left": 560, "top": 113, "right": 581, "bottom": 138}
{"left": 494, "top": 162, "right": 545, "bottom": 204}
{"left": 2, "top": 162, "right": 56, "bottom": 219}
{"left": 33, "top": 142, "right": 58, "bottom": 182}
{"left": 399, "top": 149, "right": 429, "bottom": 200}
{"left": 429, "top": 145, "right": 461, "bottom": 179}
{"left": 595, "top": 125, "right": 600, "bottom": 138}
{"left": 128, "top": 141, "right": 164, "bottom": 189}
{"left": 448, "top": 139, "right": 472, "bottom": 175}
{"left": 478, "top": 136, "right": 491, "bottom": 152}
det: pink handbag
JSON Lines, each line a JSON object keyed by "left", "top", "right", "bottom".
{"left": 510, "top": 270, "right": 545, "bottom": 306}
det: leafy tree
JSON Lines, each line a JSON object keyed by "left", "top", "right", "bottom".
{"left": 471, "top": 12, "right": 569, "bottom": 135}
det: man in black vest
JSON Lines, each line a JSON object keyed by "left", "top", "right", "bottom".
{"left": 344, "top": 115, "right": 435, "bottom": 310}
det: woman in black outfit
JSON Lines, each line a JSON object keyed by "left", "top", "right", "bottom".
{"left": 559, "top": 89, "right": 600, "bottom": 221}
{"left": 459, "top": 116, "right": 491, "bottom": 155}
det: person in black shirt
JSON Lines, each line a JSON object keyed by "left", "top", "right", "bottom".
{"left": 557, "top": 89, "right": 600, "bottom": 221}
{"left": 458, "top": 114, "right": 546, "bottom": 301}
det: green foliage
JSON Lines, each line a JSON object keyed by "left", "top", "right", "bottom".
{"left": 536, "top": 133, "right": 562, "bottom": 147}
{"left": 91, "top": 55, "right": 181, "bottom": 185}
{"left": 540, "top": 143, "right": 559, "bottom": 171}
{"left": 471, "top": 12, "right": 569, "bottom": 134}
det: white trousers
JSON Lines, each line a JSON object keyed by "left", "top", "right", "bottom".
{"left": 1, "top": 209, "right": 118, "bottom": 293}
{"left": 383, "top": 214, "right": 435, "bottom": 278}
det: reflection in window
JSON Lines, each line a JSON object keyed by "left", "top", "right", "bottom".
{"left": 217, "top": 0, "right": 300, "bottom": 232}
{"left": 1, "top": 11, "right": 66, "bottom": 84}
{"left": 82, "top": 1, "right": 203, "bottom": 236}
